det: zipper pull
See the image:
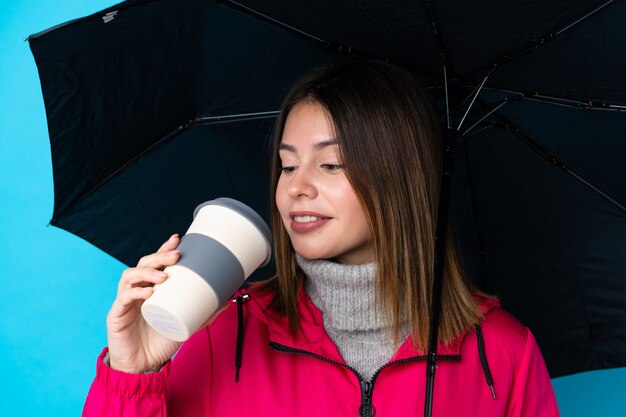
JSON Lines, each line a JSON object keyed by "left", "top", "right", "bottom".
{"left": 359, "top": 380, "right": 376, "bottom": 417}
{"left": 233, "top": 294, "right": 249, "bottom": 382}
{"left": 232, "top": 294, "right": 250, "bottom": 304}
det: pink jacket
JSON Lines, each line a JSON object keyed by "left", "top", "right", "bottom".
{"left": 83, "top": 288, "right": 559, "bottom": 416}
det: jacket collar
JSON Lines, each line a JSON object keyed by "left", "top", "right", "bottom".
{"left": 391, "top": 294, "right": 499, "bottom": 361}
{"left": 243, "top": 287, "right": 499, "bottom": 363}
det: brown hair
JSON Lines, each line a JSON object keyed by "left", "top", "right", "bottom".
{"left": 261, "top": 60, "right": 485, "bottom": 350}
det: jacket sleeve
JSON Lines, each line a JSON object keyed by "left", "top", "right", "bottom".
{"left": 82, "top": 348, "right": 170, "bottom": 417}
{"left": 504, "top": 329, "right": 560, "bottom": 417}
{"left": 82, "top": 326, "right": 215, "bottom": 417}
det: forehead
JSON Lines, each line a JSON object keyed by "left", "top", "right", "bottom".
{"left": 280, "top": 101, "right": 336, "bottom": 149}
{"left": 279, "top": 139, "right": 339, "bottom": 153}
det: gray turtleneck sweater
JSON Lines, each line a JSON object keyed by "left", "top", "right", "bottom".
{"left": 297, "top": 255, "right": 409, "bottom": 381}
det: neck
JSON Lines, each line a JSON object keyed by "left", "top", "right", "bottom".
{"left": 296, "top": 254, "right": 409, "bottom": 380}
{"left": 298, "top": 255, "right": 383, "bottom": 331}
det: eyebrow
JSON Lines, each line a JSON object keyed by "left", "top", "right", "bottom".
{"left": 279, "top": 139, "right": 339, "bottom": 152}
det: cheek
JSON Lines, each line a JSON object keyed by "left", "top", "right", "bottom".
{"left": 335, "top": 181, "right": 360, "bottom": 207}
{"left": 275, "top": 179, "right": 289, "bottom": 221}
{"left": 351, "top": 209, "right": 371, "bottom": 239}
{"left": 332, "top": 182, "right": 369, "bottom": 231}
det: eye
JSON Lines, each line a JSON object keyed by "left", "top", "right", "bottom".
{"left": 321, "top": 164, "right": 344, "bottom": 173}
{"left": 281, "top": 166, "right": 296, "bottom": 174}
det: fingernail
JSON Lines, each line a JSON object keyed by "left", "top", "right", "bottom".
{"left": 152, "top": 271, "right": 167, "bottom": 278}
{"left": 171, "top": 233, "right": 180, "bottom": 239}
{"left": 170, "top": 250, "right": 180, "bottom": 256}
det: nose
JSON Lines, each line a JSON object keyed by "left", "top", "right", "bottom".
{"left": 287, "top": 167, "right": 318, "bottom": 199}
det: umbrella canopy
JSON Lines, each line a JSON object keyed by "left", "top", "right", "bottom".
{"left": 29, "top": 0, "right": 626, "bottom": 378}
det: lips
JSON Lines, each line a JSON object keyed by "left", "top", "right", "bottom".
{"left": 289, "top": 211, "right": 331, "bottom": 233}
{"left": 293, "top": 215, "right": 324, "bottom": 222}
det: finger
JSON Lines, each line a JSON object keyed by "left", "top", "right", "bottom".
{"left": 108, "top": 287, "right": 155, "bottom": 324}
{"left": 114, "top": 286, "right": 155, "bottom": 310}
{"left": 120, "top": 267, "right": 168, "bottom": 290}
{"left": 135, "top": 234, "right": 180, "bottom": 268}
{"left": 157, "top": 234, "right": 181, "bottom": 253}
{"left": 136, "top": 248, "right": 181, "bottom": 269}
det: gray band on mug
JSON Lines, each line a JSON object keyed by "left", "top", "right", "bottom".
{"left": 176, "top": 233, "right": 245, "bottom": 305}
{"left": 193, "top": 198, "right": 272, "bottom": 266}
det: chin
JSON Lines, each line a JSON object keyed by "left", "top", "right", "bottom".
{"left": 292, "top": 245, "right": 332, "bottom": 261}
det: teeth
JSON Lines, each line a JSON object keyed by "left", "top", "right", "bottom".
{"left": 293, "top": 215, "right": 323, "bottom": 223}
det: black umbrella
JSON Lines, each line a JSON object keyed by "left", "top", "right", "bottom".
{"left": 28, "top": 0, "right": 626, "bottom": 385}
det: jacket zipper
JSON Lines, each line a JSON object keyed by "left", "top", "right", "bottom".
{"left": 269, "top": 341, "right": 460, "bottom": 416}
{"left": 359, "top": 380, "right": 374, "bottom": 417}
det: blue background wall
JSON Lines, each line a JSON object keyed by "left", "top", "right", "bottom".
{"left": 0, "top": 1, "right": 624, "bottom": 415}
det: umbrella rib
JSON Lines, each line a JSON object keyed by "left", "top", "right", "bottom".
{"left": 442, "top": 67, "right": 452, "bottom": 129}
{"left": 507, "top": 125, "right": 626, "bottom": 213}
{"left": 219, "top": 0, "right": 326, "bottom": 43}
{"left": 462, "top": 89, "right": 626, "bottom": 138}
{"left": 461, "top": 0, "right": 619, "bottom": 80}
{"left": 194, "top": 111, "right": 280, "bottom": 125}
{"left": 465, "top": 98, "right": 626, "bottom": 213}
{"left": 484, "top": 111, "right": 626, "bottom": 214}
{"left": 424, "top": 0, "right": 455, "bottom": 77}
{"left": 522, "top": 95, "right": 626, "bottom": 112}
{"left": 482, "top": 87, "right": 626, "bottom": 111}
{"left": 66, "top": 111, "right": 279, "bottom": 213}
{"left": 220, "top": 0, "right": 442, "bottom": 79}
{"left": 462, "top": 123, "right": 498, "bottom": 139}
{"left": 219, "top": 0, "right": 372, "bottom": 58}
{"left": 461, "top": 97, "right": 520, "bottom": 137}
{"left": 566, "top": 172, "right": 626, "bottom": 212}
{"left": 424, "top": 0, "right": 456, "bottom": 129}
{"left": 554, "top": 0, "right": 617, "bottom": 36}
{"left": 456, "top": 68, "right": 497, "bottom": 132}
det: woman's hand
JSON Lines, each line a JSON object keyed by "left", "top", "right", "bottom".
{"left": 106, "top": 234, "right": 184, "bottom": 374}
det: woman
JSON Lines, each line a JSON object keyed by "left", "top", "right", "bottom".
{"left": 83, "top": 60, "right": 559, "bottom": 416}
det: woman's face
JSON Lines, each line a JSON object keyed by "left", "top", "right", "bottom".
{"left": 276, "top": 101, "right": 373, "bottom": 265}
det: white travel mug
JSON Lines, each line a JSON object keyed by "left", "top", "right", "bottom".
{"left": 141, "top": 197, "right": 271, "bottom": 341}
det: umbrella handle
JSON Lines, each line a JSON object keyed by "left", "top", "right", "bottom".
{"left": 424, "top": 128, "right": 458, "bottom": 417}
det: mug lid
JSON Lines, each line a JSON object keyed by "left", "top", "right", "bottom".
{"left": 193, "top": 198, "right": 272, "bottom": 266}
